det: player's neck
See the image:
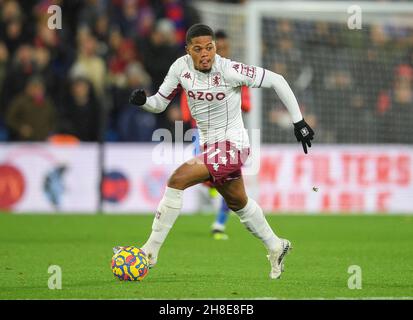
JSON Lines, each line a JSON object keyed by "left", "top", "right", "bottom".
{"left": 197, "top": 68, "right": 212, "bottom": 74}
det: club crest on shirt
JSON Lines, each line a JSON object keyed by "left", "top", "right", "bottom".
{"left": 211, "top": 72, "right": 221, "bottom": 87}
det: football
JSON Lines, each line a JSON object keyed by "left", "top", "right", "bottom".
{"left": 111, "top": 246, "right": 149, "bottom": 281}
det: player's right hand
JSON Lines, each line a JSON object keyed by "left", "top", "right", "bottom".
{"left": 129, "top": 89, "right": 147, "bottom": 106}
{"left": 293, "top": 118, "right": 314, "bottom": 154}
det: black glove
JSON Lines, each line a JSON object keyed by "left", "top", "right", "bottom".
{"left": 129, "top": 89, "right": 147, "bottom": 106}
{"left": 293, "top": 118, "right": 314, "bottom": 154}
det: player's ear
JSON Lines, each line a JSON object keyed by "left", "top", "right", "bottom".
{"left": 185, "top": 45, "right": 189, "bottom": 54}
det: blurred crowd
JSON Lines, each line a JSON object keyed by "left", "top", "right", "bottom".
{"left": 263, "top": 18, "right": 413, "bottom": 144}
{"left": 0, "top": 0, "right": 412, "bottom": 144}
{"left": 0, "top": 0, "right": 199, "bottom": 142}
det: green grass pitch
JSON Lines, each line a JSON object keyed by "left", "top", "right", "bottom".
{"left": 0, "top": 213, "right": 412, "bottom": 299}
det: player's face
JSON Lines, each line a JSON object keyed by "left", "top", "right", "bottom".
{"left": 186, "top": 36, "right": 216, "bottom": 72}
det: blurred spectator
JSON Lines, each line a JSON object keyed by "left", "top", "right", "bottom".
{"left": 112, "top": 62, "right": 156, "bottom": 142}
{"left": 32, "top": 4, "right": 77, "bottom": 83}
{"left": 215, "top": 30, "right": 230, "bottom": 58}
{"left": 33, "top": 22, "right": 59, "bottom": 53}
{"left": 93, "top": 13, "right": 110, "bottom": 43}
{"left": 58, "top": 1, "right": 87, "bottom": 46}
{"left": 1, "top": 0, "right": 22, "bottom": 23}
{"left": 108, "top": 39, "right": 139, "bottom": 88}
{"left": 305, "top": 22, "right": 340, "bottom": 49}
{"left": 319, "top": 68, "right": 354, "bottom": 141}
{"left": 5, "top": 75, "right": 56, "bottom": 141}
{"left": 370, "top": 24, "right": 390, "bottom": 48}
{"left": 263, "top": 19, "right": 321, "bottom": 142}
{"left": 140, "top": 18, "right": 181, "bottom": 133}
{"left": 337, "top": 92, "right": 376, "bottom": 143}
{"left": 141, "top": 18, "right": 180, "bottom": 92}
{"left": 112, "top": 0, "right": 155, "bottom": 41}
{"left": 58, "top": 77, "right": 100, "bottom": 142}
{"left": 2, "top": 16, "right": 27, "bottom": 55}
{"left": 354, "top": 48, "right": 392, "bottom": 111}
{"left": 108, "top": 26, "right": 124, "bottom": 56}
{"left": 0, "top": 0, "right": 32, "bottom": 55}
{"left": 0, "top": 41, "right": 9, "bottom": 140}
{"left": 92, "top": 13, "right": 111, "bottom": 59}
{"left": 2, "top": 44, "right": 37, "bottom": 109}
{"left": 0, "top": 42, "right": 9, "bottom": 113}
{"left": 152, "top": 0, "right": 201, "bottom": 48}
{"left": 70, "top": 28, "right": 106, "bottom": 97}
{"left": 34, "top": 46, "right": 58, "bottom": 100}
{"left": 377, "top": 64, "right": 413, "bottom": 143}
{"left": 78, "top": 0, "right": 105, "bottom": 29}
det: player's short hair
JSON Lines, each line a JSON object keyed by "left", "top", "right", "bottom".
{"left": 186, "top": 24, "right": 215, "bottom": 44}
{"left": 215, "top": 30, "right": 228, "bottom": 40}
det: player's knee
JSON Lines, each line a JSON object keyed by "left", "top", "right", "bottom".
{"left": 167, "top": 170, "right": 186, "bottom": 190}
{"left": 225, "top": 196, "right": 248, "bottom": 212}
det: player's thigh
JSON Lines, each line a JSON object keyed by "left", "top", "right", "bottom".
{"left": 167, "top": 157, "right": 211, "bottom": 190}
{"left": 215, "top": 176, "right": 248, "bottom": 211}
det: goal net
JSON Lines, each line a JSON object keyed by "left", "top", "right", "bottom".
{"left": 194, "top": 1, "right": 413, "bottom": 145}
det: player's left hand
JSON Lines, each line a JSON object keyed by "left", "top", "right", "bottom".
{"left": 293, "top": 118, "right": 314, "bottom": 154}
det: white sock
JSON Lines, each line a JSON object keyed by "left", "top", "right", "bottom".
{"left": 235, "top": 198, "right": 281, "bottom": 252}
{"left": 142, "top": 187, "right": 183, "bottom": 258}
